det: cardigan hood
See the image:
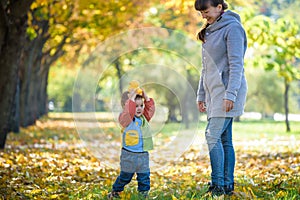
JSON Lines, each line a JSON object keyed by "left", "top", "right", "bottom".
{"left": 207, "top": 10, "right": 241, "bottom": 32}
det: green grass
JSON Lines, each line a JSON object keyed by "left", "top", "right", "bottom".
{"left": 233, "top": 120, "right": 300, "bottom": 140}
{"left": 156, "top": 119, "right": 300, "bottom": 141}
{"left": 48, "top": 112, "right": 300, "bottom": 138}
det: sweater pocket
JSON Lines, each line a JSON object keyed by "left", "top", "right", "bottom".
{"left": 125, "top": 130, "right": 139, "bottom": 146}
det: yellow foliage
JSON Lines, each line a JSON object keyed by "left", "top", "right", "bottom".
{"left": 247, "top": 186, "right": 256, "bottom": 198}
{"left": 276, "top": 190, "right": 286, "bottom": 197}
{"left": 31, "top": 189, "right": 42, "bottom": 194}
{"left": 50, "top": 194, "right": 58, "bottom": 199}
{"left": 16, "top": 154, "right": 26, "bottom": 163}
{"left": 128, "top": 80, "right": 143, "bottom": 95}
{"left": 1, "top": 116, "right": 300, "bottom": 199}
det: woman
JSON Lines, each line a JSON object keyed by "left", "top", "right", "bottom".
{"left": 195, "top": 0, "right": 247, "bottom": 196}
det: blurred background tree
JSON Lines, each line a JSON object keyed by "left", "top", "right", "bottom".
{"left": 242, "top": 6, "right": 300, "bottom": 131}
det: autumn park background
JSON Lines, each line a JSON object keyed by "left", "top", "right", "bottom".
{"left": 0, "top": 0, "right": 300, "bottom": 199}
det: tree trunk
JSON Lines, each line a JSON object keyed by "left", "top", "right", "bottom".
{"left": 115, "top": 59, "right": 123, "bottom": 95}
{"left": 165, "top": 89, "right": 179, "bottom": 123}
{"left": 182, "top": 98, "right": 189, "bottom": 129}
{"left": 0, "top": 0, "right": 34, "bottom": 148}
{"left": 167, "top": 103, "right": 178, "bottom": 123}
{"left": 11, "top": 76, "right": 20, "bottom": 133}
{"left": 0, "top": 53, "right": 19, "bottom": 147}
{"left": 39, "top": 63, "right": 51, "bottom": 117}
{"left": 19, "top": 19, "right": 50, "bottom": 127}
{"left": 182, "top": 69, "right": 191, "bottom": 129}
{"left": 40, "top": 36, "right": 67, "bottom": 115}
{"left": 19, "top": 39, "right": 35, "bottom": 126}
{"left": 284, "top": 79, "right": 290, "bottom": 132}
{"left": 234, "top": 116, "right": 241, "bottom": 122}
{"left": 20, "top": 52, "right": 38, "bottom": 126}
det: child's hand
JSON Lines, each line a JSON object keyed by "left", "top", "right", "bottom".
{"left": 128, "top": 89, "right": 137, "bottom": 101}
{"left": 141, "top": 88, "right": 150, "bottom": 101}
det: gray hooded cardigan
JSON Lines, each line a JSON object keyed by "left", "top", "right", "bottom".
{"left": 197, "top": 10, "right": 248, "bottom": 119}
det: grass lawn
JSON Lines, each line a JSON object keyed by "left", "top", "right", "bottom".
{"left": 233, "top": 120, "right": 300, "bottom": 140}
{"left": 0, "top": 113, "right": 299, "bottom": 199}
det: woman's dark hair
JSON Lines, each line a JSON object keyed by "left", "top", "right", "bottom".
{"left": 195, "top": 0, "right": 228, "bottom": 42}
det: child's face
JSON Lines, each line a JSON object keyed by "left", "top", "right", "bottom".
{"left": 135, "top": 98, "right": 144, "bottom": 117}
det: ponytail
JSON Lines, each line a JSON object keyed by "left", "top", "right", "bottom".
{"left": 197, "top": 23, "right": 209, "bottom": 42}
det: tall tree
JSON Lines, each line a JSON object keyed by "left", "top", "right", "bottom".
{"left": 244, "top": 13, "right": 300, "bottom": 131}
{"left": 0, "top": 0, "right": 34, "bottom": 148}
{"left": 19, "top": 0, "right": 152, "bottom": 126}
{"left": 19, "top": 0, "right": 71, "bottom": 127}
{"left": 0, "top": 0, "right": 152, "bottom": 148}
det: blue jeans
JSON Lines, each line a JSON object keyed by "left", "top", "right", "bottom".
{"left": 112, "top": 171, "right": 150, "bottom": 192}
{"left": 205, "top": 117, "right": 235, "bottom": 187}
{"left": 112, "top": 148, "right": 150, "bottom": 192}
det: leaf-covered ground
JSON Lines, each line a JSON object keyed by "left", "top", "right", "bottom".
{"left": 0, "top": 114, "right": 299, "bottom": 199}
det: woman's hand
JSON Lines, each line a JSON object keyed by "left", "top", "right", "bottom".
{"left": 223, "top": 99, "right": 234, "bottom": 112}
{"left": 197, "top": 101, "right": 206, "bottom": 112}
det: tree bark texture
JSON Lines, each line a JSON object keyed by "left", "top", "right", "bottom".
{"left": 19, "top": 19, "right": 50, "bottom": 127}
{"left": 19, "top": 15, "right": 66, "bottom": 127}
{"left": 0, "top": 0, "right": 34, "bottom": 148}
